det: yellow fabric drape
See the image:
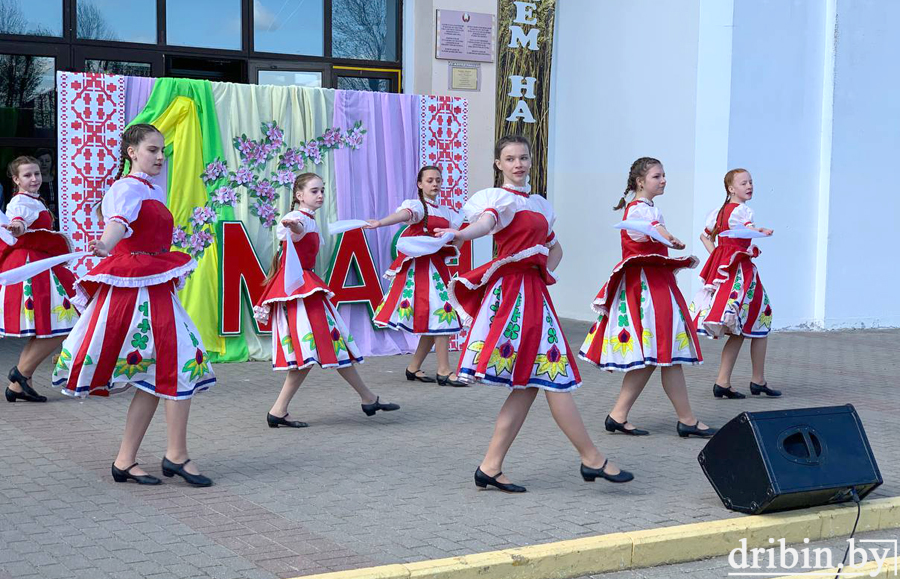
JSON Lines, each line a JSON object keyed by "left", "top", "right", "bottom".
{"left": 152, "top": 96, "right": 225, "bottom": 353}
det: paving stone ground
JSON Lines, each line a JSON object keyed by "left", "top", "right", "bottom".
{"left": 1, "top": 320, "right": 897, "bottom": 579}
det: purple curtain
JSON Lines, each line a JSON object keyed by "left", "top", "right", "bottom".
{"left": 333, "top": 90, "right": 421, "bottom": 356}
{"left": 124, "top": 77, "right": 169, "bottom": 188}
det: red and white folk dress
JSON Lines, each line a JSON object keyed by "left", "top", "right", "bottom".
{"left": 254, "top": 210, "right": 363, "bottom": 370}
{"left": 0, "top": 192, "right": 78, "bottom": 337}
{"left": 451, "top": 186, "right": 580, "bottom": 391}
{"left": 690, "top": 203, "right": 772, "bottom": 338}
{"left": 51, "top": 173, "right": 215, "bottom": 399}
{"left": 373, "top": 198, "right": 463, "bottom": 335}
{"left": 579, "top": 198, "right": 702, "bottom": 371}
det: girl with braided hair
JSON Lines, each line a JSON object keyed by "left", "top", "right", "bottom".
{"left": 690, "top": 168, "right": 777, "bottom": 399}
{"left": 52, "top": 123, "right": 216, "bottom": 487}
{"left": 580, "top": 157, "right": 715, "bottom": 438}
{"left": 1, "top": 156, "right": 79, "bottom": 403}
{"left": 365, "top": 166, "right": 466, "bottom": 386}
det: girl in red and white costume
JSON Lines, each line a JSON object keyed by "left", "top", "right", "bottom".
{"left": 436, "top": 136, "right": 632, "bottom": 493}
{"left": 690, "top": 168, "right": 778, "bottom": 399}
{"left": 1, "top": 156, "right": 78, "bottom": 403}
{"left": 579, "top": 157, "right": 715, "bottom": 438}
{"left": 366, "top": 166, "right": 466, "bottom": 387}
{"left": 52, "top": 124, "right": 215, "bottom": 487}
{"left": 255, "top": 173, "right": 399, "bottom": 429}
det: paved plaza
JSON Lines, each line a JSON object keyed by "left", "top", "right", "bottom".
{"left": 1, "top": 321, "right": 898, "bottom": 579}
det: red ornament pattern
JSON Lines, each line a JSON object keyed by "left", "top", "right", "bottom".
{"left": 57, "top": 72, "right": 126, "bottom": 277}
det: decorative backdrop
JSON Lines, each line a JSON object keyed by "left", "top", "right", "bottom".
{"left": 57, "top": 72, "right": 470, "bottom": 361}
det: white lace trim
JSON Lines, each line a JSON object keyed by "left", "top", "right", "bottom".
{"left": 72, "top": 260, "right": 197, "bottom": 310}
{"left": 448, "top": 244, "right": 556, "bottom": 325}
{"left": 253, "top": 286, "right": 335, "bottom": 323}
{"left": 590, "top": 253, "right": 699, "bottom": 316}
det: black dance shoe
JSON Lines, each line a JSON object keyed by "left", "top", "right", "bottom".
{"left": 161, "top": 457, "right": 213, "bottom": 487}
{"left": 266, "top": 412, "right": 309, "bottom": 428}
{"left": 437, "top": 373, "right": 468, "bottom": 387}
{"left": 604, "top": 414, "right": 649, "bottom": 436}
{"left": 474, "top": 467, "right": 526, "bottom": 493}
{"left": 361, "top": 397, "right": 400, "bottom": 416}
{"left": 405, "top": 369, "right": 436, "bottom": 383}
{"left": 677, "top": 421, "right": 718, "bottom": 438}
{"left": 111, "top": 463, "right": 162, "bottom": 485}
{"left": 750, "top": 382, "right": 781, "bottom": 397}
{"left": 713, "top": 384, "right": 746, "bottom": 399}
{"left": 7, "top": 366, "right": 46, "bottom": 402}
{"left": 580, "top": 459, "right": 634, "bottom": 483}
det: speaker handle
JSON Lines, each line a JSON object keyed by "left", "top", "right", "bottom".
{"left": 777, "top": 426, "right": 826, "bottom": 466}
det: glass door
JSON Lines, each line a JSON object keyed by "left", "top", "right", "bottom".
{"left": 250, "top": 61, "right": 331, "bottom": 88}
{"left": 332, "top": 66, "right": 400, "bottom": 93}
{"left": 73, "top": 46, "right": 163, "bottom": 77}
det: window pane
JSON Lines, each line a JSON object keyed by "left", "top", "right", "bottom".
{"left": 85, "top": 60, "right": 152, "bottom": 77}
{"left": 332, "top": 0, "right": 398, "bottom": 61}
{"left": 166, "top": 0, "right": 241, "bottom": 50}
{"left": 254, "top": 0, "right": 323, "bottom": 56}
{"left": 77, "top": 0, "right": 156, "bottom": 43}
{"left": 0, "top": 54, "right": 55, "bottom": 138}
{"left": 0, "top": 146, "right": 58, "bottom": 219}
{"left": 258, "top": 70, "right": 322, "bottom": 88}
{"left": 337, "top": 76, "right": 390, "bottom": 93}
{"left": 0, "top": 0, "right": 62, "bottom": 37}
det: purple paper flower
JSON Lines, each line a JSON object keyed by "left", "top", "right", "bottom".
{"left": 172, "top": 227, "right": 188, "bottom": 246}
{"left": 322, "top": 128, "right": 341, "bottom": 147}
{"left": 212, "top": 186, "right": 238, "bottom": 206}
{"left": 274, "top": 169, "right": 295, "bottom": 186}
{"left": 189, "top": 229, "right": 214, "bottom": 255}
{"left": 255, "top": 179, "right": 277, "bottom": 202}
{"left": 304, "top": 140, "right": 322, "bottom": 164}
{"left": 202, "top": 159, "right": 227, "bottom": 183}
{"left": 190, "top": 206, "right": 217, "bottom": 228}
{"left": 264, "top": 122, "right": 284, "bottom": 147}
{"left": 232, "top": 166, "right": 253, "bottom": 186}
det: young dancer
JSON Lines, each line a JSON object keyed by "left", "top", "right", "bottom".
{"left": 1, "top": 156, "right": 78, "bottom": 402}
{"left": 435, "top": 136, "right": 632, "bottom": 493}
{"left": 255, "top": 172, "right": 400, "bottom": 428}
{"left": 579, "top": 157, "right": 716, "bottom": 438}
{"left": 366, "top": 166, "right": 466, "bottom": 386}
{"left": 52, "top": 124, "right": 216, "bottom": 487}
{"left": 691, "top": 168, "right": 777, "bottom": 399}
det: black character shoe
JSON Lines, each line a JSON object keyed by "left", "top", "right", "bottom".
{"left": 6, "top": 386, "right": 45, "bottom": 403}
{"left": 581, "top": 459, "right": 634, "bottom": 483}
{"left": 474, "top": 467, "right": 526, "bottom": 493}
{"left": 750, "top": 382, "right": 781, "bottom": 397}
{"left": 361, "top": 396, "right": 400, "bottom": 417}
{"left": 604, "top": 414, "right": 649, "bottom": 436}
{"left": 677, "top": 421, "right": 718, "bottom": 438}
{"left": 267, "top": 412, "right": 309, "bottom": 428}
{"left": 161, "top": 457, "right": 213, "bottom": 487}
{"left": 713, "top": 384, "right": 746, "bottom": 399}
{"left": 8, "top": 367, "right": 46, "bottom": 402}
{"left": 405, "top": 369, "right": 436, "bottom": 383}
{"left": 437, "top": 373, "right": 468, "bottom": 387}
{"left": 111, "top": 462, "right": 162, "bottom": 485}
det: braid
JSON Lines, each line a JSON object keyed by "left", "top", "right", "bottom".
{"left": 615, "top": 157, "right": 661, "bottom": 211}
{"left": 418, "top": 189, "right": 430, "bottom": 233}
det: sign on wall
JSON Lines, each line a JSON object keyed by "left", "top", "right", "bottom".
{"left": 495, "top": 0, "right": 556, "bottom": 195}
{"left": 436, "top": 9, "right": 496, "bottom": 62}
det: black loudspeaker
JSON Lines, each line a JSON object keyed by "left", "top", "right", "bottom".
{"left": 698, "top": 405, "right": 882, "bottom": 515}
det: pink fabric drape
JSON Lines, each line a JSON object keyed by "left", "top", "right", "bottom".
{"left": 333, "top": 90, "right": 421, "bottom": 355}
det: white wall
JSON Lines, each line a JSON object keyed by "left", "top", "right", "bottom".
{"left": 725, "top": 0, "right": 827, "bottom": 329}
{"left": 823, "top": 0, "right": 900, "bottom": 327}
{"left": 549, "top": 0, "right": 701, "bottom": 321}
